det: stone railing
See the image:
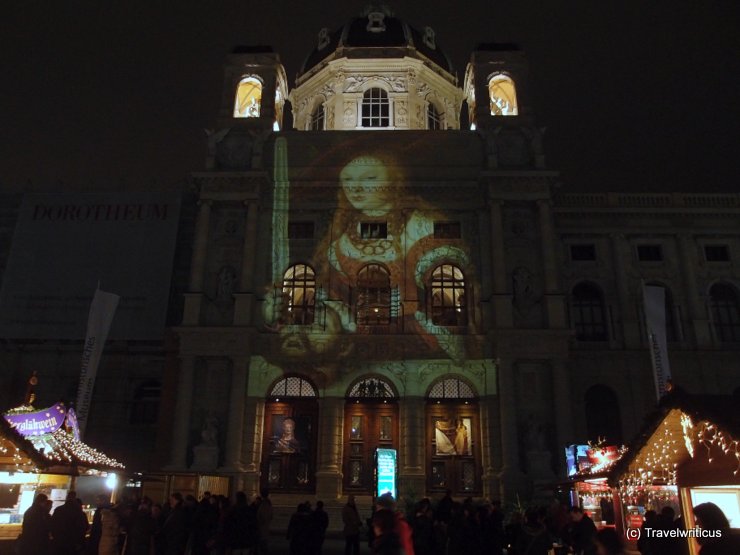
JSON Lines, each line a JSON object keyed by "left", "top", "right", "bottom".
{"left": 554, "top": 192, "right": 740, "bottom": 209}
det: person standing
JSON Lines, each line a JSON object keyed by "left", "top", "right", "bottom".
{"left": 18, "top": 493, "right": 51, "bottom": 555}
{"left": 161, "top": 493, "right": 188, "bottom": 555}
{"left": 312, "top": 500, "right": 329, "bottom": 555}
{"left": 342, "top": 495, "right": 363, "bottom": 555}
{"left": 692, "top": 502, "right": 740, "bottom": 555}
{"left": 51, "top": 491, "right": 89, "bottom": 555}
{"left": 256, "top": 488, "right": 274, "bottom": 554}
{"left": 568, "top": 507, "right": 597, "bottom": 555}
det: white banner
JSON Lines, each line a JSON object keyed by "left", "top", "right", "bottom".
{"left": 643, "top": 285, "right": 672, "bottom": 400}
{"left": 76, "top": 288, "right": 119, "bottom": 438}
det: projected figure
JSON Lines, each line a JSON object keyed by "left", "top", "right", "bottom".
{"left": 274, "top": 417, "right": 301, "bottom": 454}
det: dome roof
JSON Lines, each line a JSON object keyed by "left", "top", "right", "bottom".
{"left": 299, "top": 7, "right": 454, "bottom": 79}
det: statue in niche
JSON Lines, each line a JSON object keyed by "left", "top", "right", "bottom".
{"left": 513, "top": 266, "right": 537, "bottom": 315}
{"left": 522, "top": 126, "right": 547, "bottom": 169}
{"left": 216, "top": 266, "right": 237, "bottom": 303}
{"left": 200, "top": 415, "right": 218, "bottom": 447}
{"left": 525, "top": 414, "right": 547, "bottom": 452}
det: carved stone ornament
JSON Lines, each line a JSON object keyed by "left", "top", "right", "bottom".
{"left": 416, "top": 82, "right": 431, "bottom": 98}
{"left": 215, "top": 129, "right": 254, "bottom": 170}
{"left": 343, "top": 101, "right": 356, "bottom": 126}
{"left": 344, "top": 75, "right": 406, "bottom": 93}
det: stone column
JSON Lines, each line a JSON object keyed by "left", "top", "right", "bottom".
{"left": 497, "top": 359, "right": 526, "bottom": 502}
{"left": 315, "top": 397, "right": 344, "bottom": 500}
{"left": 222, "top": 356, "right": 249, "bottom": 471}
{"left": 551, "top": 360, "right": 574, "bottom": 477}
{"left": 399, "top": 397, "right": 426, "bottom": 499}
{"left": 241, "top": 396, "right": 265, "bottom": 496}
{"left": 609, "top": 233, "right": 641, "bottom": 347}
{"left": 489, "top": 200, "right": 513, "bottom": 327}
{"left": 183, "top": 200, "right": 212, "bottom": 325}
{"left": 234, "top": 201, "right": 260, "bottom": 325}
{"left": 537, "top": 199, "right": 567, "bottom": 327}
{"left": 479, "top": 395, "right": 501, "bottom": 499}
{"left": 678, "top": 234, "right": 712, "bottom": 347}
{"left": 169, "top": 356, "right": 195, "bottom": 469}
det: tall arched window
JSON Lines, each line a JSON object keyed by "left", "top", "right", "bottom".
{"left": 488, "top": 74, "right": 518, "bottom": 116}
{"left": 709, "top": 283, "right": 740, "bottom": 342}
{"left": 427, "top": 103, "right": 442, "bottom": 130}
{"left": 431, "top": 264, "right": 466, "bottom": 326}
{"left": 129, "top": 380, "right": 161, "bottom": 425}
{"left": 571, "top": 282, "right": 608, "bottom": 341}
{"left": 233, "top": 76, "right": 262, "bottom": 118}
{"left": 282, "top": 264, "right": 316, "bottom": 325}
{"left": 426, "top": 376, "right": 479, "bottom": 495}
{"left": 263, "top": 375, "right": 318, "bottom": 493}
{"left": 309, "top": 103, "right": 325, "bottom": 130}
{"left": 361, "top": 88, "right": 390, "bottom": 128}
{"left": 357, "top": 264, "right": 391, "bottom": 325}
{"left": 584, "top": 384, "right": 622, "bottom": 444}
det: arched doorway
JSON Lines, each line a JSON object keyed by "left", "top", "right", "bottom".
{"left": 261, "top": 375, "right": 319, "bottom": 493}
{"left": 343, "top": 376, "right": 399, "bottom": 493}
{"left": 426, "top": 376, "right": 480, "bottom": 495}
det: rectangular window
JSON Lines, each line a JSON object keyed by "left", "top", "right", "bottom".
{"left": 434, "top": 221, "right": 461, "bottom": 239}
{"left": 288, "top": 221, "right": 314, "bottom": 239}
{"left": 637, "top": 244, "right": 663, "bottom": 262}
{"left": 360, "top": 222, "right": 388, "bottom": 239}
{"left": 705, "top": 244, "right": 730, "bottom": 262}
{"left": 570, "top": 244, "right": 596, "bottom": 261}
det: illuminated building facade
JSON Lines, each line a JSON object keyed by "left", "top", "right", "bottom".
{"left": 0, "top": 6, "right": 739, "bottom": 515}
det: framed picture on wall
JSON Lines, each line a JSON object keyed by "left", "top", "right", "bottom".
{"left": 270, "top": 415, "right": 310, "bottom": 454}
{"left": 434, "top": 417, "right": 472, "bottom": 456}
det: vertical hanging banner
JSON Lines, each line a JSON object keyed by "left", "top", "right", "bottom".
{"left": 76, "top": 288, "right": 119, "bottom": 438}
{"left": 643, "top": 284, "right": 672, "bottom": 400}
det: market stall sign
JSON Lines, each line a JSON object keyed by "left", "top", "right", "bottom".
{"left": 4, "top": 403, "right": 66, "bottom": 436}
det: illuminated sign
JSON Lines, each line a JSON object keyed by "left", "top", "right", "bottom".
{"left": 565, "top": 444, "right": 590, "bottom": 477}
{"left": 4, "top": 403, "right": 67, "bottom": 436}
{"left": 375, "top": 448, "right": 397, "bottom": 499}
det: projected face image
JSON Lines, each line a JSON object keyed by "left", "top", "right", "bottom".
{"left": 339, "top": 156, "right": 393, "bottom": 214}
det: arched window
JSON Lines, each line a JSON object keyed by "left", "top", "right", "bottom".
{"left": 356, "top": 264, "right": 391, "bottom": 325}
{"left": 709, "top": 283, "right": 740, "bottom": 342}
{"left": 426, "top": 376, "right": 478, "bottom": 494}
{"left": 309, "top": 103, "right": 325, "bottom": 130}
{"left": 268, "top": 375, "right": 318, "bottom": 400}
{"left": 488, "top": 74, "right": 518, "bottom": 116}
{"left": 347, "top": 376, "right": 397, "bottom": 400}
{"left": 233, "top": 76, "right": 262, "bottom": 118}
{"left": 584, "top": 385, "right": 622, "bottom": 444}
{"left": 129, "top": 380, "right": 161, "bottom": 425}
{"left": 571, "top": 282, "right": 608, "bottom": 341}
{"left": 282, "top": 264, "right": 316, "bottom": 325}
{"left": 427, "top": 103, "right": 442, "bottom": 130}
{"left": 431, "top": 264, "right": 466, "bottom": 326}
{"left": 361, "top": 88, "right": 390, "bottom": 128}
{"left": 645, "top": 283, "right": 679, "bottom": 342}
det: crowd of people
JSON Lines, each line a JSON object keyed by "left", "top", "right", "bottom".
{"left": 16, "top": 486, "right": 740, "bottom": 555}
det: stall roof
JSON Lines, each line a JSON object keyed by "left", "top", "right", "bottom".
{"left": 1, "top": 403, "right": 124, "bottom": 474}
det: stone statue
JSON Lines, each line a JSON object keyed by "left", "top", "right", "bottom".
{"left": 200, "top": 416, "right": 218, "bottom": 446}
{"left": 525, "top": 415, "right": 547, "bottom": 452}
{"left": 513, "top": 266, "right": 535, "bottom": 314}
{"left": 216, "top": 266, "right": 237, "bottom": 302}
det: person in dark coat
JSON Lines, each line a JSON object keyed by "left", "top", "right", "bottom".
{"left": 342, "top": 495, "right": 362, "bottom": 555}
{"left": 51, "top": 491, "right": 89, "bottom": 555}
{"left": 287, "top": 503, "right": 315, "bottom": 555}
{"left": 411, "top": 500, "right": 435, "bottom": 555}
{"left": 515, "top": 508, "right": 552, "bottom": 555}
{"left": 161, "top": 493, "right": 188, "bottom": 555}
{"left": 19, "top": 493, "right": 51, "bottom": 555}
{"left": 224, "top": 491, "right": 258, "bottom": 554}
{"left": 87, "top": 494, "right": 111, "bottom": 555}
{"left": 372, "top": 509, "right": 403, "bottom": 555}
{"left": 312, "top": 500, "right": 329, "bottom": 555}
{"left": 693, "top": 502, "right": 740, "bottom": 555}
{"left": 126, "top": 503, "right": 157, "bottom": 555}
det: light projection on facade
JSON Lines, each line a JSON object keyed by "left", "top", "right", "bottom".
{"left": 233, "top": 76, "right": 262, "bottom": 118}
{"left": 488, "top": 74, "right": 518, "bottom": 116}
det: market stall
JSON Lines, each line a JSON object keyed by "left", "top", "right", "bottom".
{"left": 0, "top": 401, "right": 124, "bottom": 541}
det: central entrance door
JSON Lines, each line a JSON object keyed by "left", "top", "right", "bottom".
{"left": 343, "top": 376, "right": 398, "bottom": 493}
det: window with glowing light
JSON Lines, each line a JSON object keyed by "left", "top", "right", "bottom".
{"left": 281, "top": 264, "right": 316, "bottom": 325}
{"left": 431, "top": 264, "right": 466, "bottom": 326}
{"left": 356, "top": 263, "right": 391, "bottom": 325}
{"left": 309, "top": 104, "right": 325, "bottom": 130}
{"left": 709, "top": 283, "right": 740, "bottom": 343}
{"left": 361, "top": 88, "right": 390, "bottom": 128}
{"left": 233, "top": 76, "right": 262, "bottom": 118}
{"left": 488, "top": 74, "right": 518, "bottom": 116}
{"left": 571, "top": 282, "right": 608, "bottom": 341}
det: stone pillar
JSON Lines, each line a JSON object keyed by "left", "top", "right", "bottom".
{"left": 489, "top": 200, "right": 513, "bottom": 327}
{"left": 609, "top": 233, "right": 640, "bottom": 347}
{"left": 315, "top": 397, "right": 344, "bottom": 500}
{"left": 551, "top": 360, "right": 574, "bottom": 477}
{"left": 399, "top": 397, "right": 426, "bottom": 499}
{"left": 241, "top": 396, "right": 265, "bottom": 496}
{"left": 222, "top": 356, "right": 249, "bottom": 471}
{"left": 479, "top": 395, "right": 501, "bottom": 499}
{"left": 537, "top": 199, "right": 567, "bottom": 327}
{"left": 169, "top": 356, "right": 195, "bottom": 469}
{"left": 234, "top": 201, "right": 259, "bottom": 325}
{"left": 678, "top": 234, "right": 712, "bottom": 347}
{"left": 183, "top": 200, "right": 212, "bottom": 325}
{"left": 497, "top": 359, "right": 526, "bottom": 502}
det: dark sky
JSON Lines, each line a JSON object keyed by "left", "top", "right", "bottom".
{"left": 2, "top": 1, "right": 739, "bottom": 193}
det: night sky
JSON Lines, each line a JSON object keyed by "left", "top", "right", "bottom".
{"left": 2, "top": 1, "right": 739, "bottom": 193}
